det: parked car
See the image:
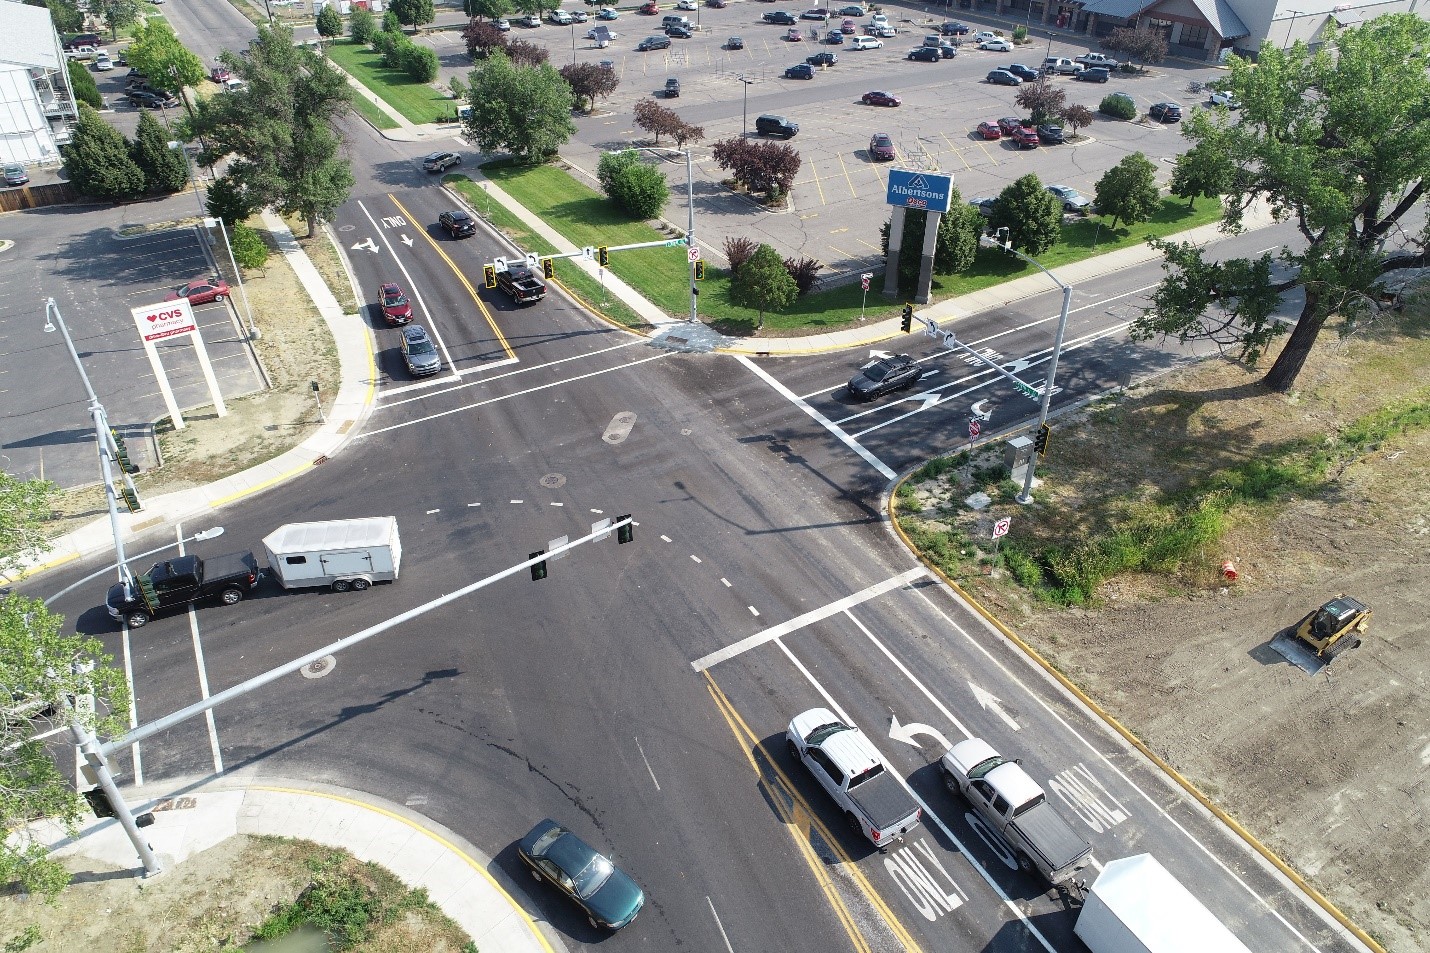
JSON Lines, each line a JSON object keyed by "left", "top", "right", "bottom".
{"left": 848, "top": 354, "right": 922, "bottom": 400}
{"left": 166, "top": 276, "right": 230, "bottom": 305}
{"left": 868, "top": 132, "right": 895, "bottom": 160}
{"left": 939, "top": 20, "right": 970, "bottom": 34}
{"left": 638, "top": 0, "right": 659, "bottom": 12}
{"left": 1005, "top": 63, "right": 1041, "bottom": 82}
{"left": 1075, "top": 67, "right": 1110, "bottom": 83}
{"left": 636, "top": 34, "right": 672, "bottom": 50}
{"left": 806, "top": 50, "right": 837, "bottom": 66}
{"left": 664, "top": 77, "right": 680, "bottom": 97}
{"left": 439, "top": 209, "right": 476, "bottom": 238}
{"left": 907, "top": 46, "right": 941, "bottom": 62}
{"left": 869, "top": 12, "right": 889, "bottom": 27}
{"left": 786, "top": 27, "right": 803, "bottom": 40}
{"left": 210, "top": 66, "right": 232, "bottom": 82}
{"left": 825, "top": 30, "right": 843, "bottom": 43}
{"left": 596, "top": 7, "right": 619, "bottom": 18}
{"left": 571, "top": 10, "right": 589, "bottom": 21}
{"left": 836, "top": 4, "right": 866, "bottom": 14}
{"left": 377, "top": 282, "right": 413, "bottom": 325}
{"left": 849, "top": 35, "right": 881, "bottom": 49}
{"left": 400, "top": 325, "right": 442, "bottom": 377}
{"left": 861, "top": 89, "right": 900, "bottom": 106}
{"left": 997, "top": 116, "right": 1026, "bottom": 136}
{"left": 727, "top": 35, "right": 744, "bottom": 49}
{"left": 517, "top": 819, "right": 645, "bottom": 931}
{"left": 800, "top": 7, "right": 827, "bottom": 18}
{"left": 1041, "top": 56, "right": 1084, "bottom": 75}
{"left": 666, "top": 23, "right": 693, "bottom": 37}
{"left": 127, "top": 89, "right": 180, "bottom": 109}
{"left": 422, "top": 151, "right": 461, "bottom": 172}
{"left": 494, "top": 17, "right": 511, "bottom": 30}
{"left": 971, "top": 30, "right": 998, "bottom": 42}
{"left": 868, "top": 23, "right": 895, "bottom": 37}
{"left": 677, "top": 0, "right": 698, "bottom": 8}
{"left": 938, "top": 42, "right": 957, "bottom": 58}
{"left": 63, "top": 33, "right": 102, "bottom": 50}
{"left": 1010, "top": 126, "right": 1040, "bottom": 148}
{"left": 840, "top": 17, "right": 856, "bottom": 33}
{"left": 1036, "top": 123, "right": 1066, "bottom": 144}
{"left": 707, "top": 0, "right": 727, "bottom": 7}
{"left": 548, "top": 9, "right": 572, "bottom": 24}
{"left": 986, "top": 68, "right": 1021, "bottom": 86}
{"left": 65, "top": 45, "right": 102, "bottom": 60}
{"left": 516, "top": 13, "right": 541, "bottom": 27}
{"left": 755, "top": 113, "right": 799, "bottom": 137}
{"left": 763, "top": 10, "right": 797, "bottom": 24}
{"left": 1046, "top": 184, "right": 1090, "bottom": 211}
{"left": 922, "top": 34, "right": 941, "bottom": 47}
{"left": 975, "top": 120, "right": 1002, "bottom": 140}
{"left": 1074, "top": 51, "right": 1119, "bottom": 69}
{"left": 3, "top": 164, "right": 29, "bottom": 187}
{"left": 93, "top": 53, "right": 113, "bottom": 71}
{"left": 978, "top": 37, "right": 1012, "bottom": 51}
{"left": 1209, "top": 89, "right": 1241, "bottom": 108}
{"left": 968, "top": 196, "right": 996, "bottom": 218}
{"left": 1149, "top": 101, "right": 1183, "bottom": 122}
{"left": 785, "top": 62, "right": 815, "bottom": 78}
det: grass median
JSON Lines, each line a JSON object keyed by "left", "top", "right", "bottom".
{"left": 479, "top": 159, "right": 1223, "bottom": 335}
{"left": 325, "top": 39, "right": 455, "bottom": 125}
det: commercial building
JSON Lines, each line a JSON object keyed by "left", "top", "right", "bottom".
{"left": 0, "top": 0, "right": 80, "bottom": 167}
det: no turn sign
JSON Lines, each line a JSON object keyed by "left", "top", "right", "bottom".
{"left": 860, "top": 273, "right": 872, "bottom": 291}
{"left": 688, "top": 245, "right": 702, "bottom": 263}
{"left": 968, "top": 419, "right": 981, "bottom": 439}
{"left": 992, "top": 517, "right": 1011, "bottom": 539}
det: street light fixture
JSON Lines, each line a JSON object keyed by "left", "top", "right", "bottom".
{"left": 981, "top": 228, "right": 1072, "bottom": 505}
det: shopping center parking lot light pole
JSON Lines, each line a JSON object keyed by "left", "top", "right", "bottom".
{"left": 623, "top": 145, "right": 698, "bottom": 323}
{"left": 984, "top": 227, "right": 1071, "bottom": 505}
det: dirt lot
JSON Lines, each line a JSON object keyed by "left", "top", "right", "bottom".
{"left": 902, "top": 303, "right": 1430, "bottom": 952}
{"left": 0, "top": 836, "right": 473, "bottom": 952}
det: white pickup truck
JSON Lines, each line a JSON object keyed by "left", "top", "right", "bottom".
{"left": 786, "top": 708, "right": 922, "bottom": 850}
{"left": 940, "top": 738, "right": 1093, "bottom": 888}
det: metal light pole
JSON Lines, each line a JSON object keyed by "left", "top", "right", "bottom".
{"left": 739, "top": 75, "right": 753, "bottom": 136}
{"left": 204, "top": 217, "right": 258, "bottom": 340}
{"left": 981, "top": 231, "right": 1072, "bottom": 505}
{"left": 571, "top": 20, "right": 577, "bottom": 63}
{"left": 1283, "top": 10, "right": 1303, "bottom": 48}
{"left": 168, "top": 140, "right": 205, "bottom": 219}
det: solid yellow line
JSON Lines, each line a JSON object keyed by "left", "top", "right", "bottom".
{"left": 387, "top": 194, "right": 515, "bottom": 362}
{"left": 250, "top": 786, "right": 557, "bottom": 953}
{"left": 704, "top": 673, "right": 925, "bottom": 953}
{"left": 704, "top": 682, "right": 872, "bottom": 953}
{"left": 883, "top": 486, "right": 1389, "bottom": 953}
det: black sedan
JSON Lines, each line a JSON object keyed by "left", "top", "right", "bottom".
{"left": 665, "top": 23, "right": 693, "bottom": 37}
{"left": 848, "top": 354, "right": 923, "bottom": 400}
{"left": 517, "top": 819, "right": 645, "bottom": 930}
{"left": 1149, "top": 101, "right": 1183, "bottom": 122}
{"left": 1004, "top": 63, "right": 1041, "bottom": 82}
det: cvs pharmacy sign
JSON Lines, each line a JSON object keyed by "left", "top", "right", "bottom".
{"left": 131, "top": 299, "right": 198, "bottom": 343}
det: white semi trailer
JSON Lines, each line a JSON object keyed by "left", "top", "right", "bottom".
{"left": 1075, "top": 854, "right": 1253, "bottom": 953}
{"left": 263, "top": 517, "right": 401, "bottom": 592}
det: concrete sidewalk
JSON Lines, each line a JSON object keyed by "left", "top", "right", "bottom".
{"left": 34, "top": 775, "right": 562, "bottom": 953}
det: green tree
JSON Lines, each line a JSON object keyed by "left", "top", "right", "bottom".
{"left": 90, "top": 0, "right": 141, "bottom": 41}
{"left": 381, "top": 9, "right": 402, "bottom": 33}
{"left": 126, "top": 20, "right": 206, "bottom": 98}
{"left": 1, "top": 591, "right": 132, "bottom": 901}
{"left": 349, "top": 6, "right": 377, "bottom": 43}
{"left": 130, "top": 109, "right": 188, "bottom": 193}
{"left": 466, "top": 0, "right": 511, "bottom": 18}
{"left": 1168, "top": 140, "right": 1232, "bottom": 209}
{"left": 25, "top": 0, "right": 84, "bottom": 34}
{"left": 316, "top": 4, "right": 343, "bottom": 37}
{"left": 880, "top": 198, "right": 981, "bottom": 289}
{"left": 389, "top": 0, "right": 435, "bottom": 29}
{"left": 231, "top": 222, "right": 270, "bottom": 270}
{"left": 464, "top": 52, "right": 576, "bottom": 162}
{"left": 66, "top": 58, "right": 103, "bottom": 109}
{"left": 1135, "top": 15, "right": 1430, "bottom": 392}
{"left": 400, "top": 42, "right": 439, "bottom": 82}
{"left": 62, "top": 104, "right": 145, "bottom": 201}
{"left": 0, "top": 474, "right": 56, "bottom": 579}
{"left": 1094, "top": 151, "right": 1159, "bottom": 228}
{"left": 990, "top": 173, "right": 1061, "bottom": 256}
{"left": 205, "top": 174, "right": 259, "bottom": 225}
{"left": 190, "top": 22, "right": 353, "bottom": 236}
{"left": 597, "top": 149, "right": 668, "bottom": 220}
{"left": 731, "top": 243, "right": 797, "bottom": 331}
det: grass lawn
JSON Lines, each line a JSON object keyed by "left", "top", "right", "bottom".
{"left": 482, "top": 159, "right": 1225, "bottom": 336}
{"left": 325, "top": 40, "right": 456, "bottom": 125}
{"left": 447, "top": 178, "right": 648, "bottom": 330}
{"left": 347, "top": 92, "right": 399, "bottom": 131}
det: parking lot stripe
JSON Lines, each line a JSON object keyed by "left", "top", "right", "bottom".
{"left": 835, "top": 153, "right": 858, "bottom": 197}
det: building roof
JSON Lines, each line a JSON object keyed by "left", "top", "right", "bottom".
{"left": 1074, "top": 0, "right": 1249, "bottom": 39}
{"left": 0, "top": 0, "right": 62, "bottom": 71}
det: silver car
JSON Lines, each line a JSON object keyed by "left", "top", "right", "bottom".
{"left": 1046, "top": 184, "right": 1091, "bottom": 212}
{"left": 401, "top": 325, "right": 442, "bottom": 377}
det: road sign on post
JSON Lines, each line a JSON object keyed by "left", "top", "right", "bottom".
{"left": 860, "top": 273, "right": 871, "bottom": 291}
{"left": 969, "top": 419, "right": 980, "bottom": 439}
{"left": 688, "top": 245, "right": 701, "bottom": 262}
{"left": 993, "top": 517, "right": 1011, "bottom": 538}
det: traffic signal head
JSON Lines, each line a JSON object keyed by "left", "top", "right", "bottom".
{"left": 483, "top": 264, "right": 497, "bottom": 289}
{"left": 694, "top": 259, "right": 706, "bottom": 281}
{"left": 541, "top": 258, "right": 555, "bottom": 280}
{"left": 616, "top": 515, "right": 633, "bottom": 544}
{"left": 598, "top": 245, "right": 610, "bottom": 267}
{"left": 900, "top": 304, "right": 913, "bottom": 333}
{"left": 83, "top": 787, "right": 116, "bottom": 818}
{"left": 1034, "top": 423, "right": 1051, "bottom": 457}
{"left": 530, "top": 551, "right": 547, "bottom": 581}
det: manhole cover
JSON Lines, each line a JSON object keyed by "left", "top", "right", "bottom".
{"left": 301, "top": 655, "right": 337, "bottom": 679}
{"left": 540, "top": 473, "right": 566, "bottom": 488}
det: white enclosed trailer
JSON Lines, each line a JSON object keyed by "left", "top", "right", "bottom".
{"left": 1075, "top": 854, "right": 1253, "bottom": 953}
{"left": 263, "top": 517, "right": 401, "bottom": 592}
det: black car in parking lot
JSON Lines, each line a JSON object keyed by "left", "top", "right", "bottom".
{"left": 665, "top": 23, "right": 692, "bottom": 37}
{"left": 438, "top": 209, "right": 476, "bottom": 238}
{"left": 1004, "top": 63, "right": 1041, "bottom": 82}
{"left": 636, "top": 34, "right": 672, "bottom": 50}
{"left": 127, "top": 89, "right": 180, "bottom": 108}
{"left": 907, "top": 46, "right": 941, "bottom": 62}
{"left": 1036, "top": 123, "right": 1065, "bottom": 144}
{"left": 763, "top": 10, "right": 797, "bottom": 24}
{"left": 785, "top": 63, "right": 815, "bottom": 79}
{"left": 939, "top": 21, "right": 969, "bottom": 34}
{"left": 848, "top": 355, "right": 922, "bottom": 401}
{"left": 1149, "top": 101, "right": 1183, "bottom": 122}
{"left": 664, "top": 77, "right": 680, "bottom": 97}
{"left": 806, "top": 51, "right": 837, "bottom": 66}
{"left": 1075, "top": 67, "right": 1110, "bottom": 83}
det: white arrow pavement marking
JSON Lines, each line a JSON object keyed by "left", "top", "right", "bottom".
{"left": 905, "top": 390, "right": 941, "bottom": 410}
{"left": 869, "top": 349, "right": 893, "bottom": 359}
{"left": 351, "top": 238, "right": 379, "bottom": 253}
{"left": 889, "top": 714, "right": 954, "bottom": 751}
{"left": 969, "top": 682, "right": 1020, "bottom": 730}
{"left": 1002, "top": 357, "right": 1033, "bottom": 373}
{"left": 400, "top": 234, "right": 414, "bottom": 247}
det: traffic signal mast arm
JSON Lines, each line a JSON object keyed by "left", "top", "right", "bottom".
{"left": 486, "top": 238, "right": 688, "bottom": 273}
{"left": 906, "top": 312, "right": 1046, "bottom": 401}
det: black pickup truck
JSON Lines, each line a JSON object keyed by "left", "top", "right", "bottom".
{"left": 496, "top": 266, "right": 547, "bottom": 304}
{"left": 106, "top": 552, "right": 261, "bottom": 628}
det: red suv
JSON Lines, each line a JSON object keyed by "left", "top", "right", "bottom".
{"left": 1010, "top": 126, "right": 1040, "bottom": 149}
{"left": 378, "top": 282, "right": 413, "bottom": 325}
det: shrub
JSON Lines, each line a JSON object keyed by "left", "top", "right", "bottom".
{"left": 596, "top": 149, "right": 669, "bottom": 220}
{"left": 66, "top": 59, "right": 103, "bottom": 108}
{"left": 372, "top": 29, "right": 400, "bottom": 62}
{"left": 783, "top": 256, "right": 822, "bottom": 296}
{"left": 382, "top": 9, "right": 403, "bottom": 33}
{"left": 1099, "top": 92, "right": 1138, "bottom": 120}
{"left": 400, "top": 43, "right": 439, "bottom": 82}
{"left": 231, "top": 222, "right": 270, "bottom": 270}
{"left": 1012, "top": 25, "right": 1027, "bottom": 42}
{"left": 723, "top": 236, "right": 756, "bottom": 272}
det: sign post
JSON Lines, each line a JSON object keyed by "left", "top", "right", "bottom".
{"left": 992, "top": 515, "right": 1011, "bottom": 557}
{"left": 130, "top": 298, "right": 228, "bottom": 429}
{"left": 965, "top": 418, "right": 980, "bottom": 479}
{"left": 859, "top": 272, "right": 872, "bottom": 322}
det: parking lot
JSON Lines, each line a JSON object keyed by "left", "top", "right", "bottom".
{"left": 415, "top": 2, "right": 1218, "bottom": 277}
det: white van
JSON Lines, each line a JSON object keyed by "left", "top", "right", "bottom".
{"left": 850, "top": 35, "right": 882, "bottom": 50}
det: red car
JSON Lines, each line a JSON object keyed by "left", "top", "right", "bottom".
{"left": 378, "top": 282, "right": 413, "bottom": 325}
{"left": 997, "top": 116, "right": 1025, "bottom": 137}
{"left": 210, "top": 66, "right": 231, "bottom": 83}
{"left": 639, "top": 0, "right": 658, "bottom": 12}
{"left": 861, "top": 90, "right": 900, "bottom": 107}
{"left": 976, "top": 120, "right": 1002, "bottom": 140}
{"left": 868, "top": 132, "right": 895, "bottom": 160}
{"left": 1010, "top": 126, "right": 1040, "bottom": 149}
{"left": 166, "top": 275, "right": 230, "bottom": 305}
{"left": 840, "top": 17, "right": 856, "bottom": 33}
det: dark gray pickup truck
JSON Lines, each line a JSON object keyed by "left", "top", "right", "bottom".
{"left": 496, "top": 266, "right": 547, "bottom": 304}
{"left": 106, "top": 552, "right": 261, "bottom": 628}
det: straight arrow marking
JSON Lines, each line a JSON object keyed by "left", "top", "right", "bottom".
{"left": 969, "top": 682, "right": 1020, "bottom": 730}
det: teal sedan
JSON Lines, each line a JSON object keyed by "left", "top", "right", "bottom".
{"left": 517, "top": 819, "right": 645, "bottom": 930}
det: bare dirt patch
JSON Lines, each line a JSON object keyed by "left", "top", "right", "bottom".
{"left": 899, "top": 306, "right": 1430, "bottom": 952}
{"left": 0, "top": 836, "right": 473, "bottom": 952}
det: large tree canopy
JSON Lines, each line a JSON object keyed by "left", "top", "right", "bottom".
{"left": 463, "top": 52, "right": 575, "bottom": 162}
{"left": 1135, "top": 14, "right": 1430, "bottom": 392}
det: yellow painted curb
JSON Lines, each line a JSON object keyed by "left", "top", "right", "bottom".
{"left": 250, "top": 785, "right": 557, "bottom": 953}
{"left": 885, "top": 477, "right": 1386, "bottom": 953}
